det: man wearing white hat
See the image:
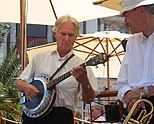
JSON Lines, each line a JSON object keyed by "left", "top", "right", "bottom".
{"left": 116, "top": 0, "right": 154, "bottom": 123}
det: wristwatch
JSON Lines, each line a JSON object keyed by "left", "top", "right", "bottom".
{"left": 82, "top": 84, "right": 91, "bottom": 89}
{"left": 144, "top": 86, "right": 150, "bottom": 98}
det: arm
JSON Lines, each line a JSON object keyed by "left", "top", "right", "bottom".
{"left": 81, "top": 82, "right": 97, "bottom": 104}
{"left": 124, "top": 86, "right": 154, "bottom": 112}
{"left": 116, "top": 54, "right": 132, "bottom": 102}
{"left": 117, "top": 54, "right": 154, "bottom": 114}
{"left": 16, "top": 79, "right": 40, "bottom": 102}
{"left": 71, "top": 66, "right": 98, "bottom": 104}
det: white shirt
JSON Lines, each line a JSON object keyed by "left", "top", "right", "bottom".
{"left": 19, "top": 49, "right": 99, "bottom": 111}
{"left": 116, "top": 32, "right": 154, "bottom": 102}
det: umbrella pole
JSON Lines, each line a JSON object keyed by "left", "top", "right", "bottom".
{"left": 49, "top": 0, "right": 57, "bottom": 20}
{"left": 20, "top": 0, "right": 27, "bottom": 70}
{"left": 106, "top": 38, "right": 110, "bottom": 104}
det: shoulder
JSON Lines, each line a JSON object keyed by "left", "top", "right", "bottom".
{"left": 73, "top": 54, "right": 84, "bottom": 62}
{"left": 128, "top": 32, "right": 143, "bottom": 41}
{"left": 127, "top": 32, "right": 143, "bottom": 46}
{"left": 33, "top": 51, "right": 53, "bottom": 60}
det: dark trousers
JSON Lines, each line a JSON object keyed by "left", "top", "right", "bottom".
{"left": 22, "top": 107, "right": 74, "bottom": 124}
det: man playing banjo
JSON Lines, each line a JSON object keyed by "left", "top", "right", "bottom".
{"left": 16, "top": 15, "right": 99, "bottom": 124}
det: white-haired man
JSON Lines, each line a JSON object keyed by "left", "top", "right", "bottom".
{"left": 16, "top": 15, "right": 99, "bottom": 124}
{"left": 116, "top": 0, "right": 154, "bottom": 123}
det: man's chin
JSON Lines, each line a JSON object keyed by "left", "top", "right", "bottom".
{"left": 130, "top": 28, "right": 143, "bottom": 34}
{"left": 130, "top": 30, "right": 140, "bottom": 34}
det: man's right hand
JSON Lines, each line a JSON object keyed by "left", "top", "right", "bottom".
{"left": 16, "top": 79, "right": 40, "bottom": 102}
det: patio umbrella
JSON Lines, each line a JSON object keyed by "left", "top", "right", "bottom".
{"left": 0, "top": 0, "right": 120, "bottom": 25}
{"left": 93, "top": 0, "right": 121, "bottom": 11}
{"left": 0, "top": 0, "right": 120, "bottom": 70}
{"left": 27, "top": 31, "right": 132, "bottom": 91}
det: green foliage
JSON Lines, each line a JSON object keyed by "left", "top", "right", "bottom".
{"left": 0, "top": 23, "right": 22, "bottom": 122}
{"left": 0, "top": 52, "right": 20, "bottom": 94}
{"left": 0, "top": 96, "right": 21, "bottom": 122}
{"left": 0, "top": 23, "right": 10, "bottom": 45}
{"left": 0, "top": 50, "right": 21, "bottom": 121}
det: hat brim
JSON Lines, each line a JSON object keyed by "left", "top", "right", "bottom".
{"left": 120, "top": 0, "right": 154, "bottom": 14}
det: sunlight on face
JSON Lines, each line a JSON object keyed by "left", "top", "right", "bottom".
{"left": 55, "top": 22, "right": 77, "bottom": 55}
{"left": 123, "top": 8, "right": 145, "bottom": 34}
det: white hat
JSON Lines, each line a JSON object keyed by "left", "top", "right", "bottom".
{"left": 120, "top": 0, "right": 154, "bottom": 14}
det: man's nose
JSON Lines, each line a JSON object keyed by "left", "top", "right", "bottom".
{"left": 64, "top": 34, "right": 70, "bottom": 40}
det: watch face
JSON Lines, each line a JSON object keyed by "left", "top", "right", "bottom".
{"left": 144, "top": 86, "right": 149, "bottom": 98}
{"left": 83, "top": 84, "right": 91, "bottom": 89}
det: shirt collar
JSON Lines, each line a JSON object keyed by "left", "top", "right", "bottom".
{"left": 51, "top": 49, "right": 74, "bottom": 60}
{"left": 142, "top": 32, "right": 154, "bottom": 38}
{"left": 151, "top": 32, "right": 154, "bottom": 37}
{"left": 138, "top": 32, "right": 148, "bottom": 43}
{"left": 139, "top": 32, "right": 154, "bottom": 44}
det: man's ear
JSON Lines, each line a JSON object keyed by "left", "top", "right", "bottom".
{"left": 140, "top": 6, "right": 151, "bottom": 19}
{"left": 53, "top": 32, "right": 56, "bottom": 38}
{"left": 139, "top": 6, "right": 146, "bottom": 14}
{"left": 137, "top": 6, "right": 148, "bottom": 18}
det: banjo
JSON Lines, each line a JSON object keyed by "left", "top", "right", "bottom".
{"left": 20, "top": 53, "right": 108, "bottom": 118}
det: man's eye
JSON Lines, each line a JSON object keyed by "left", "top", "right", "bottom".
{"left": 59, "top": 32, "right": 75, "bottom": 37}
{"left": 61, "top": 32, "right": 66, "bottom": 36}
{"left": 68, "top": 34, "right": 74, "bottom": 37}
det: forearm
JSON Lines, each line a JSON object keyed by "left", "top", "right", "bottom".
{"left": 16, "top": 79, "right": 28, "bottom": 92}
{"left": 81, "top": 84, "right": 97, "bottom": 104}
{"left": 116, "top": 82, "right": 132, "bottom": 102}
{"left": 124, "top": 86, "right": 154, "bottom": 106}
{"left": 146, "top": 85, "right": 154, "bottom": 97}
{"left": 16, "top": 79, "right": 40, "bottom": 102}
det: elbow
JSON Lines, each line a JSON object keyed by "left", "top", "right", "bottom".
{"left": 82, "top": 93, "right": 96, "bottom": 104}
{"left": 83, "top": 98, "right": 94, "bottom": 104}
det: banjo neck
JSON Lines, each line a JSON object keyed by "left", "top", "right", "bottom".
{"left": 47, "top": 63, "right": 85, "bottom": 91}
{"left": 21, "top": 53, "right": 108, "bottom": 118}
{"left": 46, "top": 53, "right": 108, "bottom": 91}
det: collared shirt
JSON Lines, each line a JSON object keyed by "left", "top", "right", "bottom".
{"left": 116, "top": 32, "right": 154, "bottom": 102}
{"left": 19, "top": 49, "right": 99, "bottom": 111}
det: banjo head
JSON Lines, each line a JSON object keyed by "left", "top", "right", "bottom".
{"left": 21, "top": 76, "right": 57, "bottom": 118}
